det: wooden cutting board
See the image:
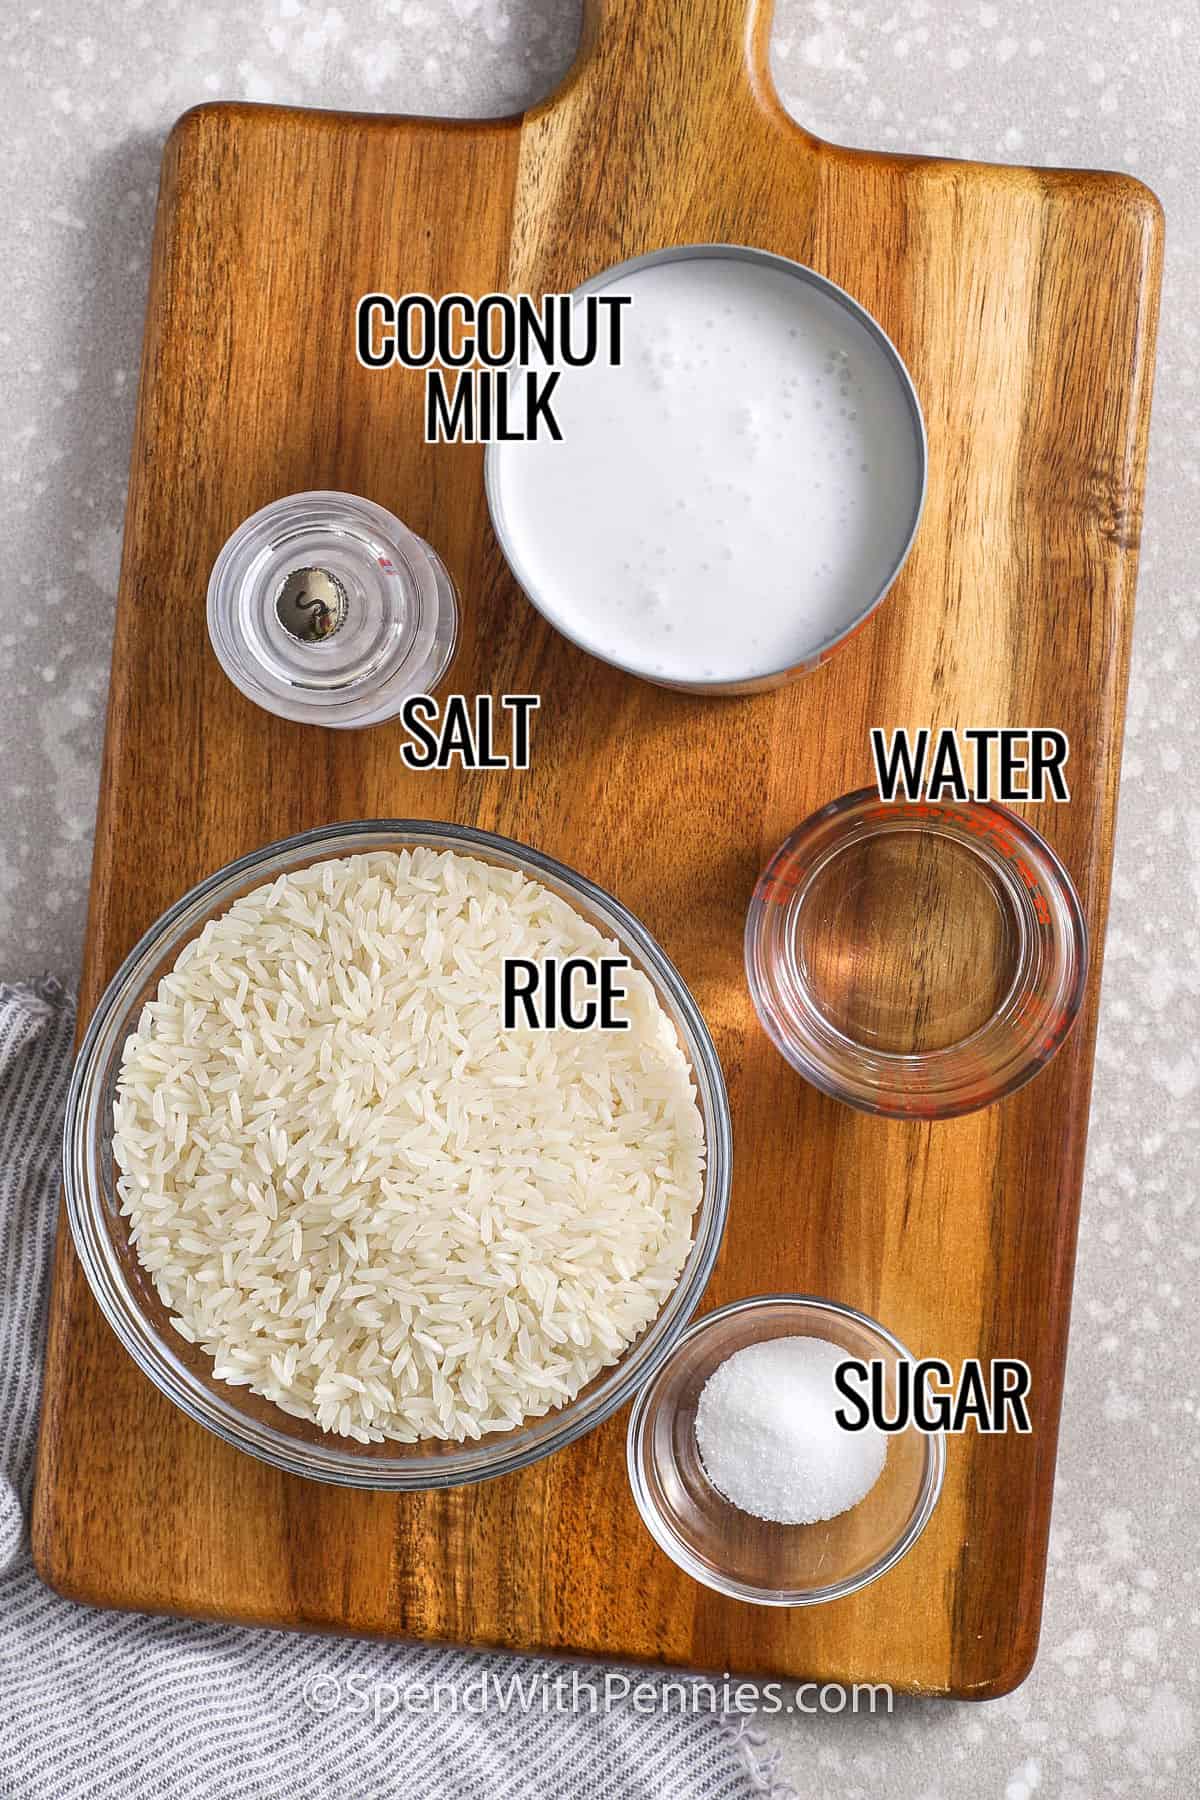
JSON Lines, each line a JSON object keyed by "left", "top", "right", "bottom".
{"left": 33, "top": 0, "right": 1162, "bottom": 1698}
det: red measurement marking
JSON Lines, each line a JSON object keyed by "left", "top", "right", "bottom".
{"left": 1031, "top": 1005, "right": 1073, "bottom": 1059}
{"left": 758, "top": 866, "right": 804, "bottom": 903}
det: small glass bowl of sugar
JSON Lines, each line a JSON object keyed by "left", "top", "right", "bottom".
{"left": 625, "top": 1295, "right": 944, "bottom": 1606}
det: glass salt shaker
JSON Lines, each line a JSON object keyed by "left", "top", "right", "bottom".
{"left": 206, "top": 491, "right": 459, "bottom": 728}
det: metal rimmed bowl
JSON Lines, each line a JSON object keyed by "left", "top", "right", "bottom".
{"left": 63, "top": 821, "right": 732, "bottom": 1489}
{"left": 626, "top": 1295, "right": 945, "bottom": 1607}
{"left": 485, "top": 243, "right": 926, "bottom": 695}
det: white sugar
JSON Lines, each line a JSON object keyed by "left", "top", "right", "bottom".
{"left": 694, "top": 1335, "right": 887, "bottom": 1525}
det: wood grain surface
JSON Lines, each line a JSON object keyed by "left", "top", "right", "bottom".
{"left": 32, "top": 0, "right": 1163, "bottom": 1697}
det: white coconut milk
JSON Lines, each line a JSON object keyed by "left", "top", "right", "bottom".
{"left": 488, "top": 253, "right": 923, "bottom": 687}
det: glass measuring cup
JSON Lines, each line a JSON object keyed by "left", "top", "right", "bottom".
{"left": 745, "top": 789, "right": 1088, "bottom": 1119}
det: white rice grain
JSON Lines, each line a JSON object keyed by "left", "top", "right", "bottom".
{"left": 113, "top": 848, "right": 705, "bottom": 1445}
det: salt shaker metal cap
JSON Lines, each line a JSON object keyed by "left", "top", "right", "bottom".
{"left": 206, "top": 491, "right": 458, "bottom": 728}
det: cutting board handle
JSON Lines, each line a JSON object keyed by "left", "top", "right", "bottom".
{"left": 578, "top": 0, "right": 780, "bottom": 118}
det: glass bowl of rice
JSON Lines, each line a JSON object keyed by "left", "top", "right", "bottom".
{"left": 63, "top": 821, "right": 732, "bottom": 1489}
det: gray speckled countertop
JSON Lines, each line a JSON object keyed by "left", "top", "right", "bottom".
{"left": 5, "top": 2, "right": 1197, "bottom": 1794}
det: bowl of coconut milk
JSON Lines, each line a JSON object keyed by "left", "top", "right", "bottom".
{"left": 486, "top": 245, "right": 926, "bottom": 694}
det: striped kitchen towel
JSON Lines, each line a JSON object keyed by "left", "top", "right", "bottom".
{"left": 0, "top": 978, "right": 788, "bottom": 1800}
